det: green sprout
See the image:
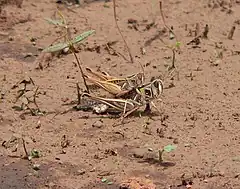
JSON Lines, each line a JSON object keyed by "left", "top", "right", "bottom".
{"left": 28, "top": 149, "right": 40, "bottom": 160}
{"left": 43, "top": 30, "right": 95, "bottom": 53}
{"left": 175, "top": 41, "right": 181, "bottom": 48}
{"left": 158, "top": 144, "right": 177, "bottom": 162}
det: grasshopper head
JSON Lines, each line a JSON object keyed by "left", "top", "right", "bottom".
{"left": 142, "top": 79, "right": 163, "bottom": 100}
{"left": 151, "top": 79, "right": 163, "bottom": 99}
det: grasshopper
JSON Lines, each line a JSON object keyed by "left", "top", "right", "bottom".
{"left": 84, "top": 67, "right": 144, "bottom": 96}
{"left": 79, "top": 79, "right": 164, "bottom": 119}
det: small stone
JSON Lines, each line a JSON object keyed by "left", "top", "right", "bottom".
{"left": 173, "top": 138, "right": 179, "bottom": 144}
{"left": 61, "top": 149, "right": 66, "bottom": 154}
{"left": 219, "top": 171, "right": 225, "bottom": 176}
{"left": 132, "top": 148, "right": 146, "bottom": 159}
{"left": 76, "top": 169, "right": 86, "bottom": 175}
{"left": 92, "top": 120, "right": 104, "bottom": 128}
{"left": 33, "top": 164, "right": 40, "bottom": 171}
{"left": 45, "top": 182, "right": 56, "bottom": 187}
{"left": 148, "top": 148, "right": 153, "bottom": 152}
{"left": 203, "top": 179, "right": 208, "bottom": 183}
{"left": 184, "top": 143, "right": 191, "bottom": 147}
{"left": 8, "top": 36, "right": 14, "bottom": 41}
{"left": 120, "top": 177, "right": 156, "bottom": 189}
{"left": 234, "top": 173, "right": 240, "bottom": 178}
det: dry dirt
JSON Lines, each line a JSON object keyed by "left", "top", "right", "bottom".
{"left": 1, "top": 0, "right": 240, "bottom": 189}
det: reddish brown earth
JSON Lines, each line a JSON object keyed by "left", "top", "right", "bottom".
{"left": 1, "top": 0, "right": 240, "bottom": 189}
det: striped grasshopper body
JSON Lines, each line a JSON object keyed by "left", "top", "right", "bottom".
{"left": 79, "top": 67, "right": 164, "bottom": 120}
{"left": 79, "top": 79, "right": 163, "bottom": 117}
{"left": 84, "top": 67, "right": 144, "bottom": 96}
{"left": 80, "top": 93, "right": 142, "bottom": 115}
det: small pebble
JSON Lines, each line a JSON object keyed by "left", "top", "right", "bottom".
{"left": 33, "top": 164, "right": 40, "bottom": 171}
{"left": 92, "top": 120, "right": 104, "bottom": 128}
{"left": 76, "top": 169, "right": 86, "bottom": 175}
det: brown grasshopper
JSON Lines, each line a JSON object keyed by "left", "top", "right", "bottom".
{"left": 84, "top": 67, "right": 144, "bottom": 96}
{"left": 79, "top": 79, "right": 163, "bottom": 118}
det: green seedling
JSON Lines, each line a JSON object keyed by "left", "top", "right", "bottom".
{"left": 43, "top": 10, "right": 95, "bottom": 54}
{"left": 101, "top": 178, "right": 113, "bottom": 185}
{"left": 158, "top": 144, "right": 177, "bottom": 163}
{"left": 43, "top": 30, "right": 95, "bottom": 53}
{"left": 28, "top": 149, "right": 40, "bottom": 160}
{"left": 175, "top": 41, "right": 181, "bottom": 48}
{"left": 42, "top": 10, "right": 95, "bottom": 93}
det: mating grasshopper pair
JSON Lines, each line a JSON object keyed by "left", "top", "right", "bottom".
{"left": 78, "top": 67, "right": 163, "bottom": 121}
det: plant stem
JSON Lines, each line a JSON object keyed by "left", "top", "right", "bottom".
{"left": 71, "top": 47, "right": 89, "bottom": 93}
{"left": 158, "top": 149, "right": 164, "bottom": 162}
{"left": 113, "top": 0, "right": 134, "bottom": 63}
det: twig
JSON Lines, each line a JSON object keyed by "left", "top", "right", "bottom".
{"left": 159, "top": 1, "right": 179, "bottom": 42}
{"left": 33, "top": 86, "right": 39, "bottom": 111}
{"left": 105, "top": 43, "right": 129, "bottom": 62}
{"left": 136, "top": 59, "right": 145, "bottom": 81}
{"left": 113, "top": 0, "right": 134, "bottom": 63}
{"left": 21, "top": 138, "right": 29, "bottom": 159}
{"left": 171, "top": 49, "right": 176, "bottom": 69}
{"left": 76, "top": 82, "right": 81, "bottom": 104}
{"left": 195, "top": 23, "right": 200, "bottom": 37}
{"left": 202, "top": 24, "right": 209, "bottom": 39}
{"left": 25, "top": 102, "right": 36, "bottom": 116}
{"left": 228, "top": 25, "right": 235, "bottom": 40}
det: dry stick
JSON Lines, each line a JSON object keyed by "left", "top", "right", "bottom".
{"left": 105, "top": 43, "right": 129, "bottom": 62}
{"left": 33, "top": 86, "right": 39, "bottom": 111}
{"left": 195, "top": 23, "right": 200, "bottom": 37}
{"left": 159, "top": 1, "right": 178, "bottom": 79}
{"left": 202, "top": 24, "right": 209, "bottom": 39}
{"left": 159, "top": 1, "right": 179, "bottom": 42}
{"left": 21, "top": 138, "right": 29, "bottom": 158}
{"left": 171, "top": 49, "right": 176, "bottom": 69}
{"left": 228, "top": 25, "right": 236, "bottom": 40}
{"left": 25, "top": 101, "right": 35, "bottom": 116}
{"left": 113, "top": 0, "right": 134, "bottom": 63}
{"left": 76, "top": 82, "right": 81, "bottom": 104}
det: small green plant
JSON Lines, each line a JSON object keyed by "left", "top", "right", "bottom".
{"left": 43, "top": 10, "right": 95, "bottom": 93}
{"left": 158, "top": 144, "right": 177, "bottom": 163}
{"left": 28, "top": 149, "right": 40, "bottom": 160}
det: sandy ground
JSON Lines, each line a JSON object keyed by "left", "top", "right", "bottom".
{"left": 0, "top": 0, "right": 240, "bottom": 188}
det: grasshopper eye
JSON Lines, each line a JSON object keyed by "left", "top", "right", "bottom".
{"left": 153, "top": 80, "right": 159, "bottom": 88}
{"left": 145, "top": 89, "right": 151, "bottom": 96}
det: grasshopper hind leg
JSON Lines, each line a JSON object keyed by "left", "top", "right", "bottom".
{"left": 144, "top": 103, "right": 151, "bottom": 114}
{"left": 143, "top": 102, "right": 162, "bottom": 116}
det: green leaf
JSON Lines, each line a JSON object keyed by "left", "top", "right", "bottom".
{"left": 30, "top": 149, "right": 40, "bottom": 158}
{"left": 163, "top": 145, "right": 177, "bottom": 153}
{"left": 42, "top": 30, "right": 95, "bottom": 53}
{"left": 107, "top": 181, "right": 113, "bottom": 185}
{"left": 42, "top": 42, "right": 69, "bottom": 53}
{"left": 101, "top": 178, "right": 107, "bottom": 183}
{"left": 44, "top": 18, "right": 64, "bottom": 26}
{"left": 70, "top": 30, "right": 95, "bottom": 44}
{"left": 175, "top": 41, "right": 181, "bottom": 48}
